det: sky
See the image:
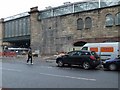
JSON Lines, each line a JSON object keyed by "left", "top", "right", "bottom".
{"left": 0, "top": 0, "right": 84, "bottom": 19}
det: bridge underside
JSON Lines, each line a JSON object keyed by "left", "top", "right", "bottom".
{"left": 3, "top": 35, "right": 30, "bottom": 48}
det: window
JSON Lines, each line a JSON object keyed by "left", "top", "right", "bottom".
{"left": 72, "top": 52, "right": 79, "bottom": 56}
{"left": 68, "top": 51, "right": 80, "bottom": 56}
{"left": 115, "top": 12, "right": 120, "bottom": 25}
{"left": 85, "top": 17, "right": 92, "bottom": 29}
{"left": 77, "top": 18, "right": 84, "bottom": 30}
{"left": 81, "top": 52, "right": 91, "bottom": 55}
{"left": 105, "top": 14, "right": 114, "bottom": 27}
{"left": 81, "top": 47, "right": 88, "bottom": 50}
{"left": 4, "top": 23, "right": 9, "bottom": 38}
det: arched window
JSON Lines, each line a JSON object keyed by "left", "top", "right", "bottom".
{"left": 85, "top": 17, "right": 92, "bottom": 29}
{"left": 105, "top": 14, "right": 114, "bottom": 27}
{"left": 77, "top": 18, "right": 84, "bottom": 30}
{"left": 115, "top": 12, "right": 120, "bottom": 25}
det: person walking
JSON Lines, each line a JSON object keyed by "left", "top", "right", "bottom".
{"left": 27, "top": 47, "right": 33, "bottom": 64}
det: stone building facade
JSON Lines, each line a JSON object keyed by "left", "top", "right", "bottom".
{"left": 29, "top": 5, "right": 120, "bottom": 55}
{"left": 0, "top": 19, "right": 4, "bottom": 54}
{"left": 0, "top": 3, "right": 119, "bottom": 56}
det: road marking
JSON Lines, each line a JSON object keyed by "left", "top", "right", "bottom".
{"left": 40, "top": 66, "right": 53, "bottom": 69}
{"left": 39, "top": 72, "right": 96, "bottom": 81}
{"left": 0, "top": 68, "right": 22, "bottom": 72}
{"left": 0, "top": 67, "right": 96, "bottom": 81}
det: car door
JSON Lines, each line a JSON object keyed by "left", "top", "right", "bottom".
{"left": 63, "top": 51, "right": 75, "bottom": 64}
{"left": 79, "top": 51, "right": 90, "bottom": 65}
{"left": 64, "top": 51, "right": 79, "bottom": 64}
{"left": 70, "top": 51, "right": 81, "bottom": 64}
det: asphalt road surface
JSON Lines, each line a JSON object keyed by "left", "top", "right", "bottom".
{"left": 0, "top": 57, "right": 119, "bottom": 88}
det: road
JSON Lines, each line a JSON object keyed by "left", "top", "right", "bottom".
{"left": 0, "top": 57, "right": 119, "bottom": 88}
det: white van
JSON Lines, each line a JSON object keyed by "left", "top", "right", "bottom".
{"left": 81, "top": 42, "right": 120, "bottom": 60}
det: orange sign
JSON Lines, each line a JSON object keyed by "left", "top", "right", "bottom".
{"left": 100, "top": 47, "right": 114, "bottom": 52}
{"left": 90, "top": 47, "right": 98, "bottom": 52}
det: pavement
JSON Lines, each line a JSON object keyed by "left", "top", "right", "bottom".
{"left": 0, "top": 55, "right": 56, "bottom": 63}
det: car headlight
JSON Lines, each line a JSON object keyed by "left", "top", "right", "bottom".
{"left": 102, "top": 61, "right": 106, "bottom": 64}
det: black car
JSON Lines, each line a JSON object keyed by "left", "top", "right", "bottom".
{"left": 102, "top": 57, "right": 120, "bottom": 71}
{"left": 56, "top": 50, "right": 101, "bottom": 70}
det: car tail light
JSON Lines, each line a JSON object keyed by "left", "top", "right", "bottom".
{"left": 90, "top": 56, "right": 96, "bottom": 60}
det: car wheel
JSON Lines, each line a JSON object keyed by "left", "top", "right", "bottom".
{"left": 57, "top": 60, "right": 64, "bottom": 67}
{"left": 108, "top": 64, "right": 117, "bottom": 71}
{"left": 83, "top": 62, "right": 90, "bottom": 70}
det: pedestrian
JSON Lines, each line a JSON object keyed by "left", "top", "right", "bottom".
{"left": 27, "top": 47, "right": 33, "bottom": 65}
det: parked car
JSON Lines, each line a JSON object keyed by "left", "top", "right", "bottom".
{"left": 56, "top": 50, "right": 101, "bottom": 70}
{"left": 102, "top": 57, "right": 120, "bottom": 71}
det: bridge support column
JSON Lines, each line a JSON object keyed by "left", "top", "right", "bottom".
{"left": 29, "top": 6, "right": 42, "bottom": 57}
